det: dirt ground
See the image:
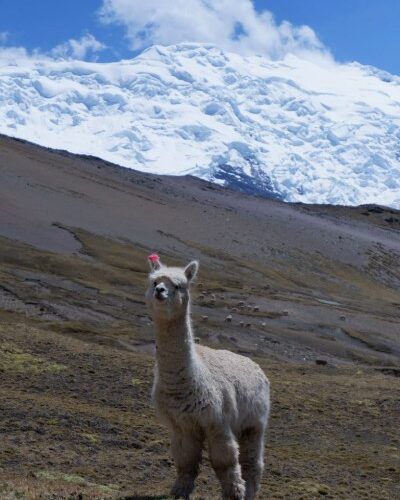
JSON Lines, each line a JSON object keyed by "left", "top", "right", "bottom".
{"left": 1, "top": 306, "right": 399, "bottom": 499}
{"left": 0, "top": 135, "right": 399, "bottom": 499}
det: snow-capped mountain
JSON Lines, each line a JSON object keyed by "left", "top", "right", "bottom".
{"left": 1, "top": 43, "right": 400, "bottom": 208}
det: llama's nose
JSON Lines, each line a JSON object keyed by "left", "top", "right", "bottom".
{"left": 155, "top": 284, "right": 167, "bottom": 299}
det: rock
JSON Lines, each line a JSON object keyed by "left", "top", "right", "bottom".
{"left": 316, "top": 359, "right": 328, "bottom": 366}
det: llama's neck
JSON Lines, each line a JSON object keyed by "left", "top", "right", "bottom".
{"left": 154, "top": 305, "right": 198, "bottom": 386}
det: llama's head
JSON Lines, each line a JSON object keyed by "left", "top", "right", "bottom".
{"left": 145, "top": 254, "right": 199, "bottom": 322}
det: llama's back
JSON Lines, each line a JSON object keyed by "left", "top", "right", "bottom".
{"left": 196, "top": 345, "right": 270, "bottom": 433}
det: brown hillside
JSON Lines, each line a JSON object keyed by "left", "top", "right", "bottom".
{"left": 0, "top": 134, "right": 399, "bottom": 499}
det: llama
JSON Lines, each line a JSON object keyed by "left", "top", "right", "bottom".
{"left": 145, "top": 255, "right": 270, "bottom": 500}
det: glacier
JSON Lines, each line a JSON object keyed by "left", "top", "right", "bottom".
{"left": 1, "top": 43, "right": 400, "bottom": 208}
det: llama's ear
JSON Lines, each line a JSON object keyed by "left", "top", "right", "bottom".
{"left": 184, "top": 260, "right": 199, "bottom": 282}
{"left": 148, "top": 253, "right": 161, "bottom": 271}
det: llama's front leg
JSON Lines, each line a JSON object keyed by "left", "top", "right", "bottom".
{"left": 170, "top": 430, "right": 203, "bottom": 499}
{"left": 208, "top": 429, "right": 245, "bottom": 500}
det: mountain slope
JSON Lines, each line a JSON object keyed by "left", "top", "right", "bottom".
{"left": 1, "top": 132, "right": 400, "bottom": 364}
{"left": 0, "top": 135, "right": 399, "bottom": 498}
{"left": 1, "top": 43, "right": 400, "bottom": 207}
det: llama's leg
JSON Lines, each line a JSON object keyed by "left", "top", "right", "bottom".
{"left": 208, "top": 429, "right": 245, "bottom": 500}
{"left": 239, "top": 426, "right": 265, "bottom": 500}
{"left": 170, "top": 430, "right": 203, "bottom": 499}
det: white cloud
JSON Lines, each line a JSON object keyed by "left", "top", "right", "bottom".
{"left": 0, "top": 33, "right": 106, "bottom": 66}
{"left": 0, "top": 46, "right": 33, "bottom": 65}
{"left": 50, "top": 34, "right": 106, "bottom": 60}
{"left": 99, "top": 0, "right": 330, "bottom": 61}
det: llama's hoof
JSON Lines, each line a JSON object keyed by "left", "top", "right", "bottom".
{"left": 170, "top": 476, "right": 195, "bottom": 499}
{"left": 222, "top": 481, "right": 246, "bottom": 500}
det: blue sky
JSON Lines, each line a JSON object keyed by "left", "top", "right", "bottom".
{"left": 0, "top": 0, "right": 399, "bottom": 74}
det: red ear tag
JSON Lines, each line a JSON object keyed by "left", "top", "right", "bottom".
{"left": 148, "top": 253, "right": 160, "bottom": 262}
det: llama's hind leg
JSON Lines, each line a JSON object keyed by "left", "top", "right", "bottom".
{"left": 239, "top": 426, "right": 265, "bottom": 500}
{"left": 170, "top": 430, "right": 203, "bottom": 499}
{"left": 208, "top": 429, "right": 245, "bottom": 500}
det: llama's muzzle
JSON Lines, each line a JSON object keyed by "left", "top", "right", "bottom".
{"left": 155, "top": 284, "right": 168, "bottom": 301}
